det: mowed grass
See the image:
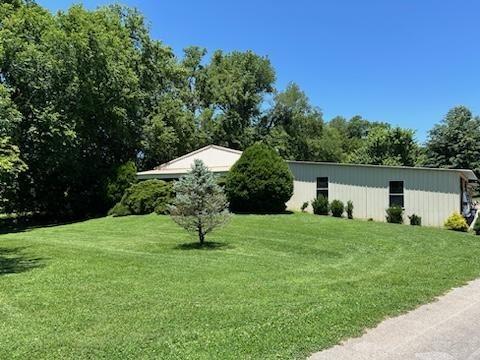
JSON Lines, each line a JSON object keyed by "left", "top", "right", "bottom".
{"left": 1, "top": 214, "right": 480, "bottom": 359}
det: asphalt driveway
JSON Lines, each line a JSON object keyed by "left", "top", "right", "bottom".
{"left": 309, "top": 279, "right": 480, "bottom": 360}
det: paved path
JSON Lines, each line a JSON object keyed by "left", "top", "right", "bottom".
{"left": 309, "top": 279, "right": 480, "bottom": 360}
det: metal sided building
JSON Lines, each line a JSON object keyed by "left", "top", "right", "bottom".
{"left": 287, "top": 161, "right": 477, "bottom": 227}
{"left": 137, "top": 145, "right": 478, "bottom": 227}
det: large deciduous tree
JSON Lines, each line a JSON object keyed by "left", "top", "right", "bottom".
{"left": 140, "top": 48, "right": 277, "bottom": 168}
{"left": 0, "top": 0, "right": 428, "bottom": 218}
{"left": 0, "top": 138, "right": 27, "bottom": 213}
{"left": 348, "top": 126, "right": 420, "bottom": 166}
{"left": 141, "top": 96, "right": 197, "bottom": 169}
{"left": 140, "top": 46, "right": 209, "bottom": 169}
{"left": 426, "top": 106, "right": 480, "bottom": 176}
{"left": 202, "top": 50, "right": 276, "bottom": 149}
{"left": 260, "top": 83, "right": 327, "bottom": 161}
{"left": 0, "top": 84, "right": 26, "bottom": 212}
{"left": 328, "top": 115, "right": 383, "bottom": 156}
{"left": 0, "top": 1, "right": 179, "bottom": 217}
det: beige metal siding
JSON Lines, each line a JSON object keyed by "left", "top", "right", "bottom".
{"left": 163, "top": 146, "right": 241, "bottom": 170}
{"left": 287, "top": 162, "right": 461, "bottom": 227}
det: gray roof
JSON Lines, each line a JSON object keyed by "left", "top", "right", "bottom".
{"left": 287, "top": 160, "right": 478, "bottom": 182}
{"left": 137, "top": 145, "right": 478, "bottom": 182}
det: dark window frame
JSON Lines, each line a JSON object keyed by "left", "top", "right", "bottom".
{"left": 389, "top": 180, "right": 404, "bottom": 208}
{"left": 316, "top": 177, "right": 329, "bottom": 200}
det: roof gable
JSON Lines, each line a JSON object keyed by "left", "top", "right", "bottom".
{"left": 137, "top": 144, "right": 478, "bottom": 182}
{"left": 153, "top": 145, "right": 242, "bottom": 173}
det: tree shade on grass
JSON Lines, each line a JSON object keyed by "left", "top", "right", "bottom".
{"left": 0, "top": 214, "right": 480, "bottom": 359}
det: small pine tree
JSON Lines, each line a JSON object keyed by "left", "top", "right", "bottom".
{"left": 170, "top": 160, "right": 231, "bottom": 245}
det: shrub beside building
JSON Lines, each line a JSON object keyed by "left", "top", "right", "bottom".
{"left": 225, "top": 144, "right": 293, "bottom": 213}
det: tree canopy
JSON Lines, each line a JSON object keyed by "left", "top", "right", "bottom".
{"left": 349, "top": 126, "right": 420, "bottom": 166}
{"left": 426, "top": 106, "right": 480, "bottom": 177}
{"left": 261, "top": 83, "right": 325, "bottom": 161}
{"left": 0, "top": 1, "right": 477, "bottom": 218}
{"left": 0, "top": 2, "right": 179, "bottom": 216}
{"left": 0, "top": 137, "right": 27, "bottom": 213}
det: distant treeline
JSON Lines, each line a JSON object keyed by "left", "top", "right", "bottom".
{"left": 1, "top": 1, "right": 479, "bottom": 218}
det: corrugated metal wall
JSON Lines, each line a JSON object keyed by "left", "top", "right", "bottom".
{"left": 287, "top": 162, "right": 461, "bottom": 227}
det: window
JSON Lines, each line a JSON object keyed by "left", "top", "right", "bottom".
{"left": 389, "top": 181, "right": 404, "bottom": 207}
{"left": 316, "top": 177, "right": 329, "bottom": 199}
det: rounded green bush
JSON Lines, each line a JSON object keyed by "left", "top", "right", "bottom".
{"left": 110, "top": 180, "right": 172, "bottom": 216}
{"left": 225, "top": 143, "right": 293, "bottom": 213}
{"left": 330, "top": 200, "right": 344, "bottom": 217}
{"left": 108, "top": 202, "right": 131, "bottom": 217}
{"left": 408, "top": 214, "right": 422, "bottom": 226}
{"left": 386, "top": 206, "right": 404, "bottom": 224}
{"left": 444, "top": 212, "right": 468, "bottom": 232}
{"left": 311, "top": 196, "right": 329, "bottom": 215}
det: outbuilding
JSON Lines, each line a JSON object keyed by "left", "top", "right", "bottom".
{"left": 137, "top": 145, "right": 478, "bottom": 227}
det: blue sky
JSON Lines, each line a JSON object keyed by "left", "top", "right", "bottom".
{"left": 38, "top": 0, "right": 480, "bottom": 142}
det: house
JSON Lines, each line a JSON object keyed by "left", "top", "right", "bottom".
{"left": 137, "top": 145, "right": 478, "bottom": 227}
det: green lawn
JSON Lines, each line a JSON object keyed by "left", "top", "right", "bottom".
{"left": 1, "top": 214, "right": 480, "bottom": 359}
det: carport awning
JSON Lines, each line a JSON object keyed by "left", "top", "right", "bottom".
{"left": 458, "top": 169, "right": 478, "bottom": 182}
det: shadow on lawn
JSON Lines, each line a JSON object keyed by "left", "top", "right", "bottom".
{"left": 175, "top": 241, "right": 232, "bottom": 251}
{"left": 0, "top": 215, "right": 95, "bottom": 235}
{"left": 0, "top": 247, "right": 44, "bottom": 275}
{"left": 231, "top": 210, "right": 294, "bottom": 215}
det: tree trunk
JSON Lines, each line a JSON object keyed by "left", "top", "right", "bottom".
{"left": 198, "top": 224, "right": 204, "bottom": 245}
